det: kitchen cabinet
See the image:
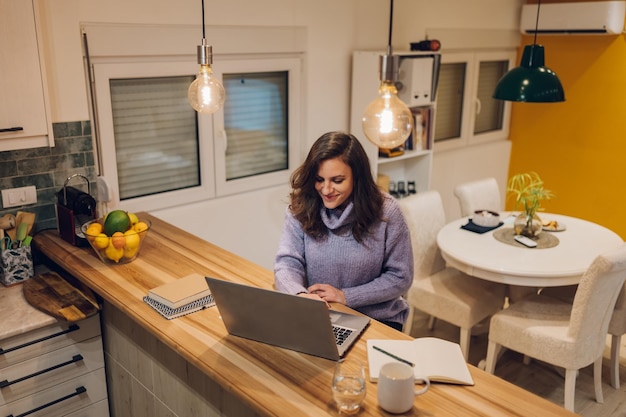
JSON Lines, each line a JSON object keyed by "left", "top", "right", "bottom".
{"left": 0, "top": 290, "right": 109, "bottom": 417}
{"left": 350, "top": 51, "right": 439, "bottom": 194}
{"left": 433, "top": 50, "right": 515, "bottom": 152}
{"left": 0, "top": 0, "right": 53, "bottom": 151}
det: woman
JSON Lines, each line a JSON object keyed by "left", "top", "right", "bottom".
{"left": 274, "top": 131, "right": 414, "bottom": 331}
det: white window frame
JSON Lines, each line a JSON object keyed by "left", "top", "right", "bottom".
{"left": 212, "top": 57, "right": 301, "bottom": 197}
{"left": 434, "top": 49, "right": 516, "bottom": 153}
{"left": 84, "top": 24, "right": 306, "bottom": 213}
{"left": 93, "top": 61, "right": 216, "bottom": 212}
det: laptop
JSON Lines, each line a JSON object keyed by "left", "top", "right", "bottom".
{"left": 205, "top": 276, "right": 370, "bottom": 361}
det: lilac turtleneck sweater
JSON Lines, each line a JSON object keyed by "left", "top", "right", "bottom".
{"left": 274, "top": 195, "right": 414, "bottom": 325}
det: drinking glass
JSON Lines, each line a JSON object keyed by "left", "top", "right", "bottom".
{"left": 331, "top": 358, "right": 366, "bottom": 414}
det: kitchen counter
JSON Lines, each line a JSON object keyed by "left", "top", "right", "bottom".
{"left": 33, "top": 212, "right": 578, "bottom": 417}
{"left": 0, "top": 279, "right": 56, "bottom": 340}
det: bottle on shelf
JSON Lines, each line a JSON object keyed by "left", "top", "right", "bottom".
{"left": 397, "top": 181, "right": 407, "bottom": 198}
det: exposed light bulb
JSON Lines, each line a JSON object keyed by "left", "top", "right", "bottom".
{"left": 188, "top": 64, "right": 226, "bottom": 114}
{"left": 362, "top": 81, "right": 413, "bottom": 149}
{"left": 188, "top": 36, "right": 225, "bottom": 114}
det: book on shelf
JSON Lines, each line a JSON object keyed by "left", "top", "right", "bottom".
{"left": 148, "top": 273, "right": 212, "bottom": 309}
{"left": 410, "top": 106, "right": 432, "bottom": 150}
{"left": 366, "top": 337, "right": 474, "bottom": 385}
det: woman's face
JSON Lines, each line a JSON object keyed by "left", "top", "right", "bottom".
{"left": 315, "top": 157, "right": 354, "bottom": 209}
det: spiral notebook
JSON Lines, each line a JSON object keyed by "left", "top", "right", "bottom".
{"left": 144, "top": 273, "right": 215, "bottom": 319}
{"left": 143, "top": 293, "right": 214, "bottom": 319}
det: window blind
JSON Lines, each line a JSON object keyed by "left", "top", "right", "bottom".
{"left": 434, "top": 63, "right": 466, "bottom": 142}
{"left": 474, "top": 61, "right": 507, "bottom": 134}
{"left": 223, "top": 71, "right": 288, "bottom": 181}
{"left": 109, "top": 76, "right": 200, "bottom": 200}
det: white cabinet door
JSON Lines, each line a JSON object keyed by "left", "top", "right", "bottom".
{"left": 0, "top": 0, "right": 52, "bottom": 150}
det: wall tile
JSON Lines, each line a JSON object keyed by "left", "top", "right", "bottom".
{"left": 0, "top": 120, "right": 95, "bottom": 236}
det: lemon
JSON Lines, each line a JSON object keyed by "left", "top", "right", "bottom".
{"left": 124, "top": 229, "right": 140, "bottom": 249}
{"left": 123, "top": 229, "right": 141, "bottom": 259}
{"left": 105, "top": 242, "right": 124, "bottom": 263}
{"left": 133, "top": 221, "right": 149, "bottom": 234}
{"left": 103, "top": 210, "right": 131, "bottom": 236}
{"left": 93, "top": 233, "right": 110, "bottom": 250}
{"left": 128, "top": 212, "right": 139, "bottom": 226}
{"left": 85, "top": 224, "right": 101, "bottom": 242}
{"left": 123, "top": 246, "right": 139, "bottom": 259}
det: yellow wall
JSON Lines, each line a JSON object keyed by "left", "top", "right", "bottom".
{"left": 507, "top": 33, "right": 626, "bottom": 239}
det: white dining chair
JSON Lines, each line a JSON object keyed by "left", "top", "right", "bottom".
{"left": 608, "top": 286, "right": 626, "bottom": 389}
{"left": 542, "top": 282, "right": 626, "bottom": 389}
{"left": 484, "top": 243, "right": 626, "bottom": 412}
{"left": 398, "top": 191, "right": 506, "bottom": 360}
{"left": 453, "top": 177, "right": 535, "bottom": 303}
{"left": 453, "top": 177, "right": 502, "bottom": 216}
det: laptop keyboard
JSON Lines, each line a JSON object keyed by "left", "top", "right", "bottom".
{"left": 333, "top": 325, "right": 354, "bottom": 346}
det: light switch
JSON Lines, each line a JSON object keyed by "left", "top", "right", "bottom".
{"left": 1, "top": 186, "right": 37, "bottom": 208}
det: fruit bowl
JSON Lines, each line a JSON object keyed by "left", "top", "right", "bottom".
{"left": 81, "top": 216, "right": 151, "bottom": 265}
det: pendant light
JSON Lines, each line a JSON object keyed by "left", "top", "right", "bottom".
{"left": 362, "top": 0, "right": 413, "bottom": 149}
{"left": 493, "top": 0, "right": 565, "bottom": 103}
{"left": 188, "top": 0, "right": 226, "bottom": 114}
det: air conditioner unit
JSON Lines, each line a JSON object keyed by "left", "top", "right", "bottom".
{"left": 521, "top": 1, "right": 626, "bottom": 35}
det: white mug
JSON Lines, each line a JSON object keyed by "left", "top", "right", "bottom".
{"left": 377, "top": 362, "right": 430, "bottom": 414}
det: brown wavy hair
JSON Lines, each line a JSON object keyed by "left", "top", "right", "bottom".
{"left": 289, "top": 131, "right": 384, "bottom": 242}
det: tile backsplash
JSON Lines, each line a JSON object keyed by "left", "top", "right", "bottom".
{"left": 0, "top": 120, "right": 95, "bottom": 233}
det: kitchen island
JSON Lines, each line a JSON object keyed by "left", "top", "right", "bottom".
{"left": 33, "top": 212, "right": 578, "bottom": 416}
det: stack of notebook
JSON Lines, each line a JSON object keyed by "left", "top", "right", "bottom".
{"left": 143, "top": 273, "right": 214, "bottom": 319}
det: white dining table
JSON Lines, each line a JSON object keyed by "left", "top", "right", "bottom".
{"left": 437, "top": 213, "right": 624, "bottom": 287}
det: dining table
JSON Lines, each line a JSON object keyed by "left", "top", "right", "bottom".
{"left": 437, "top": 212, "right": 624, "bottom": 288}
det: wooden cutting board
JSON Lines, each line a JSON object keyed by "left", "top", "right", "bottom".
{"left": 23, "top": 272, "right": 100, "bottom": 322}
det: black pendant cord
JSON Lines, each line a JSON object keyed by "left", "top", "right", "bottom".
{"left": 533, "top": 0, "right": 541, "bottom": 45}
{"left": 201, "top": 0, "right": 206, "bottom": 39}
{"left": 387, "top": 0, "right": 394, "bottom": 55}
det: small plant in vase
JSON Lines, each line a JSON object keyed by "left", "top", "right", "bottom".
{"left": 507, "top": 172, "right": 554, "bottom": 238}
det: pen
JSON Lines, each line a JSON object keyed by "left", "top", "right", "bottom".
{"left": 373, "top": 345, "right": 415, "bottom": 367}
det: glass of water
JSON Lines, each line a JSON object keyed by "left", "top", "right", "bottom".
{"left": 332, "top": 358, "right": 366, "bottom": 414}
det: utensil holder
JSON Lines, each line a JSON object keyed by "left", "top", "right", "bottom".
{"left": 0, "top": 245, "right": 33, "bottom": 286}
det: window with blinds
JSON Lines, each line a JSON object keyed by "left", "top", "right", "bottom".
{"left": 87, "top": 24, "right": 304, "bottom": 212}
{"left": 223, "top": 71, "right": 288, "bottom": 181}
{"left": 109, "top": 76, "right": 200, "bottom": 200}
{"left": 433, "top": 50, "right": 515, "bottom": 151}
{"left": 474, "top": 61, "right": 508, "bottom": 135}
{"left": 434, "top": 62, "right": 466, "bottom": 142}
{"left": 93, "top": 57, "right": 301, "bottom": 211}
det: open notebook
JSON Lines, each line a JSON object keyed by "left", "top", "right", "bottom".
{"left": 366, "top": 337, "right": 474, "bottom": 385}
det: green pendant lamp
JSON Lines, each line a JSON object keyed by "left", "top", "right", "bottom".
{"left": 493, "top": 0, "right": 565, "bottom": 103}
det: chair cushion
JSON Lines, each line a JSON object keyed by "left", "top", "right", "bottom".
{"left": 408, "top": 267, "right": 506, "bottom": 329}
{"left": 489, "top": 295, "right": 605, "bottom": 369}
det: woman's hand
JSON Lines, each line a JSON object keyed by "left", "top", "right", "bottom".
{"left": 307, "top": 283, "right": 346, "bottom": 305}
{"left": 296, "top": 292, "right": 330, "bottom": 308}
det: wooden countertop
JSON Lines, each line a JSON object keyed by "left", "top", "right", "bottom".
{"left": 33, "top": 212, "right": 578, "bottom": 417}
